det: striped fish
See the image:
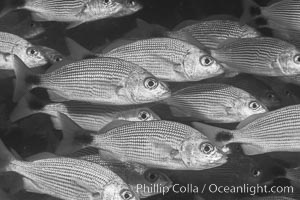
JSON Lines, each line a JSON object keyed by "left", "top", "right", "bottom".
{"left": 55, "top": 115, "right": 227, "bottom": 170}
{"left": 10, "top": 93, "right": 161, "bottom": 131}
{"left": 168, "top": 19, "right": 260, "bottom": 49}
{"left": 192, "top": 104, "right": 300, "bottom": 155}
{"left": 10, "top": 54, "right": 170, "bottom": 104}
{"left": 241, "top": 0, "right": 300, "bottom": 33}
{"left": 164, "top": 83, "right": 268, "bottom": 123}
{"left": 202, "top": 74, "right": 281, "bottom": 110}
{"left": 0, "top": 32, "right": 49, "bottom": 70}
{"left": 0, "top": 0, "right": 143, "bottom": 29}
{"left": 102, "top": 37, "right": 224, "bottom": 82}
{"left": 0, "top": 140, "right": 138, "bottom": 200}
{"left": 69, "top": 149, "right": 173, "bottom": 199}
{"left": 211, "top": 37, "right": 300, "bottom": 76}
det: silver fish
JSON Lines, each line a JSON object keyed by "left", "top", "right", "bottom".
{"left": 102, "top": 37, "right": 224, "bottom": 82}
{"left": 69, "top": 149, "right": 173, "bottom": 199}
{"left": 56, "top": 114, "right": 227, "bottom": 170}
{"left": 168, "top": 19, "right": 260, "bottom": 49}
{"left": 0, "top": 32, "right": 49, "bottom": 70}
{"left": 164, "top": 83, "right": 268, "bottom": 123}
{"left": 0, "top": 140, "right": 139, "bottom": 200}
{"left": 1, "top": 0, "right": 143, "bottom": 29}
{"left": 202, "top": 74, "right": 281, "bottom": 110}
{"left": 10, "top": 93, "right": 161, "bottom": 131}
{"left": 192, "top": 104, "right": 300, "bottom": 155}
{"left": 241, "top": 0, "right": 300, "bottom": 33}
{"left": 211, "top": 37, "right": 300, "bottom": 76}
{"left": 10, "top": 54, "right": 170, "bottom": 104}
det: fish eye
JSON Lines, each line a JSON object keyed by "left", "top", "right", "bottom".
{"left": 144, "top": 78, "right": 158, "bottom": 90}
{"left": 199, "top": 142, "right": 214, "bottom": 154}
{"left": 128, "top": 0, "right": 136, "bottom": 6}
{"left": 30, "top": 22, "right": 35, "bottom": 27}
{"left": 249, "top": 101, "right": 261, "bottom": 110}
{"left": 54, "top": 55, "right": 63, "bottom": 62}
{"left": 104, "top": 0, "right": 111, "bottom": 4}
{"left": 27, "top": 47, "right": 39, "bottom": 56}
{"left": 285, "top": 89, "right": 292, "bottom": 97}
{"left": 120, "top": 189, "right": 133, "bottom": 200}
{"left": 200, "top": 56, "right": 214, "bottom": 66}
{"left": 251, "top": 168, "right": 261, "bottom": 177}
{"left": 294, "top": 54, "right": 300, "bottom": 64}
{"left": 138, "top": 110, "right": 151, "bottom": 120}
{"left": 144, "top": 170, "right": 159, "bottom": 182}
{"left": 266, "top": 91, "right": 275, "bottom": 100}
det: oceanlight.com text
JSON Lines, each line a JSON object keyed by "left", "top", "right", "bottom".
{"left": 135, "top": 183, "right": 294, "bottom": 196}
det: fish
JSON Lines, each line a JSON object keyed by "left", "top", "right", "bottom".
{"left": 55, "top": 114, "right": 227, "bottom": 170}
{"left": 202, "top": 74, "right": 281, "bottom": 110}
{"left": 100, "top": 37, "right": 224, "bottom": 82}
{"left": 164, "top": 83, "right": 268, "bottom": 123}
{"left": 0, "top": 32, "right": 49, "bottom": 70}
{"left": 211, "top": 37, "right": 300, "bottom": 76}
{"left": 34, "top": 46, "right": 64, "bottom": 64}
{"left": 192, "top": 104, "right": 300, "bottom": 156}
{"left": 241, "top": 0, "right": 300, "bottom": 33}
{"left": 168, "top": 19, "right": 260, "bottom": 49}
{"left": 10, "top": 92, "right": 161, "bottom": 131}
{"left": 255, "top": 77, "right": 300, "bottom": 107}
{"left": 0, "top": 0, "right": 143, "bottom": 29}
{"left": 10, "top": 54, "right": 171, "bottom": 104}
{"left": 167, "top": 153, "right": 285, "bottom": 188}
{"left": 66, "top": 148, "right": 173, "bottom": 199}
{"left": 0, "top": 11, "right": 45, "bottom": 39}
{"left": 0, "top": 139, "right": 139, "bottom": 200}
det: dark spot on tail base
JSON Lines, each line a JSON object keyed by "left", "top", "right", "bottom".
{"left": 25, "top": 75, "right": 40, "bottom": 85}
{"left": 28, "top": 97, "right": 45, "bottom": 110}
{"left": 216, "top": 131, "right": 233, "bottom": 142}
{"left": 74, "top": 132, "right": 93, "bottom": 145}
{"left": 250, "top": 6, "right": 261, "bottom": 16}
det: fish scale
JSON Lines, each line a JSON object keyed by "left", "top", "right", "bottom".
{"left": 211, "top": 37, "right": 300, "bottom": 76}
{"left": 103, "top": 37, "right": 223, "bottom": 82}
{"left": 165, "top": 83, "right": 266, "bottom": 123}
{"left": 8, "top": 157, "right": 133, "bottom": 200}
{"left": 174, "top": 20, "right": 260, "bottom": 49}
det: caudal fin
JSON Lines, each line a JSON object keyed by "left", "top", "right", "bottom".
{"left": 0, "top": 0, "right": 25, "bottom": 18}
{"left": 0, "top": 139, "right": 15, "bottom": 172}
{"left": 240, "top": 0, "right": 262, "bottom": 25}
{"left": 65, "top": 37, "right": 95, "bottom": 60}
{"left": 11, "top": 55, "right": 40, "bottom": 102}
{"left": 191, "top": 122, "right": 234, "bottom": 147}
{"left": 55, "top": 113, "right": 93, "bottom": 155}
{"left": 10, "top": 93, "right": 46, "bottom": 122}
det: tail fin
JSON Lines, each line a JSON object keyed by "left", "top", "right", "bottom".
{"left": 240, "top": 0, "right": 262, "bottom": 25}
{"left": 65, "top": 37, "right": 95, "bottom": 60}
{"left": 0, "top": 139, "right": 15, "bottom": 172}
{"left": 10, "top": 93, "right": 46, "bottom": 122}
{"left": 0, "top": 0, "right": 25, "bottom": 18}
{"left": 55, "top": 113, "right": 93, "bottom": 155}
{"left": 11, "top": 55, "right": 40, "bottom": 102}
{"left": 191, "top": 122, "right": 234, "bottom": 147}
